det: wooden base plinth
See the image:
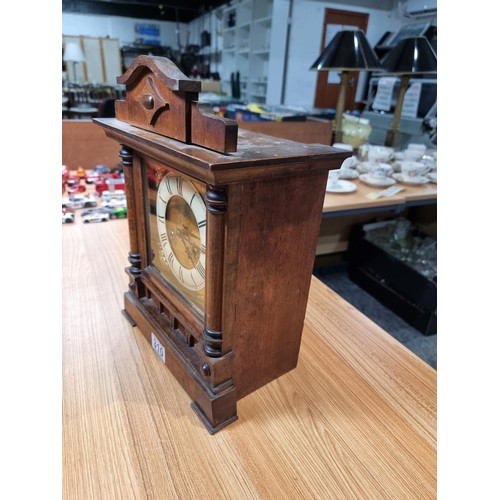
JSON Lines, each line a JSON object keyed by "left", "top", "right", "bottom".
{"left": 123, "top": 291, "right": 238, "bottom": 433}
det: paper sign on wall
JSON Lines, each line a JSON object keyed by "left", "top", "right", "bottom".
{"left": 135, "top": 23, "right": 161, "bottom": 46}
{"left": 401, "top": 82, "right": 422, "bottom": 118}
{"left": 372, "top": 77, "right": 398, "bottom": 111}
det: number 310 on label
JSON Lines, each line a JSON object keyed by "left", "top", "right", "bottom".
{"left": 151, "top": 332, "right": 166, "bottom": 363}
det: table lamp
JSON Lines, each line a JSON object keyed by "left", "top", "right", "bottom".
{"left": 310, "top": 30, "right": 382, "bottom": 143}
{"left": 63, "top": 42, "right": 86, "bottom": 83}
{"left": 382, "top": 36, "right": 437, "bottom": 148}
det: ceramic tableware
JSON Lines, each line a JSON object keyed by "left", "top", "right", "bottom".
{"left": 326, "top": 179, "right": 357, "bottom": 193}
{"left": 368, "top": 162, "right": 393, "bottom": 180}
{"left": 427, "top": 172, "right": 437, "bottom": 183}
{"left": 340, "top": 156, "right": 359, "bottom": 179}
{"left": 403, "top": 144, "right": 427, "bottom": 161}
{"left": 326, "top": 170, "right": 341, "bottom": 191}
{"left": 367, "top": 145, "right": 394, "bottom": 163}
{"left": 339, "top": 167, "right": 359, "bottom": 180}
{"left": 392, "top": 173, "right": 429, "bottom": 185}
{"left": 340, "top": 156, "right": 358, "bottom": 169}
{"left": 399, "top": 161, "right": 429, "bottom": 178}
{"left": 356, "top": 161, "right": 374, "bottom": 174}
{"left": 359, "top": 174, "right": 396, "bottom": 188}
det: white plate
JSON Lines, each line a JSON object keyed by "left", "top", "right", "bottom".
{"left": 339, "top": 169, "right": 359, "bottom": 180}
{"left": 427, "top": 172, "right": 437, "bottom": 183}
{"left": 326, "top": 180, "right": 357, "bottom": 193}
{"left": 359, "top": 174, "right": 396, "bottom": 188}
{"left": 393, "top": 173, "right": 429, "bottom": 185}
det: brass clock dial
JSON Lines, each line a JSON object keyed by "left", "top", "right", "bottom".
{"left": 156, "top": 173, "right": 207, "bottom": 292}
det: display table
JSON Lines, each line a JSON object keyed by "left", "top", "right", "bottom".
{"left": 323, "top": 178, "right": 437, "bottom": 216}
{"left": 318, "top": 178, "right": 437, "bottom": 255}
{"left": 62, "top": 218, "right": 436, "bottom": 498}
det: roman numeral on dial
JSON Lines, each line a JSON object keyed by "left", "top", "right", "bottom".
{"left": 195, "top": 262, "right": 205, "bottom": 280}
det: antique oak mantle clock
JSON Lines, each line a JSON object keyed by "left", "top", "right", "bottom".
{"left": 95, "top": 55, "right": 348, "bottom": 433}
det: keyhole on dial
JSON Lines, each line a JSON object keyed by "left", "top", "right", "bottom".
{"left": 142, "top": 93, "right": 154, "bottom": 109}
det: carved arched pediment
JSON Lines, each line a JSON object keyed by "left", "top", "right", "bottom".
{"left": 115, "top": 55, "right": 237, "bottom": 153}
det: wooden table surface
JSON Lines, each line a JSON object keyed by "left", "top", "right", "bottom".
{"left": 323, "top": 177, "right": 437, "bottom": 214}
{"left": 62, "top": 218, "right": 436, "bottom": 499}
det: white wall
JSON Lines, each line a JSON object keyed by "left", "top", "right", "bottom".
{"left": 186, "top": 7, "right": 225, "bottom": 75}
{"left": 283, "top": 0, "right": 402, "bottom": 107}
{"left": 62, "top": 13, "right": 188, "bottom": 50}
{"left": 63, "top": 2, "right": 435, "bottom": 108}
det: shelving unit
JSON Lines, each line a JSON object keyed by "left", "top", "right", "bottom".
{"left": 220, "top": 0, "right": 285, "bottom": 104}
{"left": 184, "top": 7, "right": 225, "bottom": 80}
{"left": 185, "top": 0, "right": 287, "bottom": 105}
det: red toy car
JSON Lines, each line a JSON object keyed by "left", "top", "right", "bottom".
{"left": 62, "top": 165, "right": 70, "bottom": 194}
{"left": 95, "top": 176, "right": 126, "bottom": 196}
{"left": 85, "top": 164, "right": 110, "bottom": 184}
{"left": 67, "top": 184, "right": 86, "bottom": 195}
{"left": 66, "top": 175, "right": 86, "bottom": 195}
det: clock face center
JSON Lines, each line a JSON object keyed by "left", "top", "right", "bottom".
{"left": 164, "top": 195, "right": 201, "bottom": 270}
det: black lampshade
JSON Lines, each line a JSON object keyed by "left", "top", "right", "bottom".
{"left": 310, "top": 30, "right": 382, "bottom": 72}
{"left": 382, "top": 36, "right": 437, "bottom": 75}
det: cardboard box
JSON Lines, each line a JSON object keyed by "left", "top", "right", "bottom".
{"left": 200, "top": 80, "right": 222, "bottom": 93}
{"left": 347, "top": 222, "right": 437, "bottom": 335}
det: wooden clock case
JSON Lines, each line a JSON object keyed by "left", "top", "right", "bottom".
{"left": 95, "top": 56, "right": 349, "bottom": 433}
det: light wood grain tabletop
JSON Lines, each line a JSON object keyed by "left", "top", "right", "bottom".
{"left": 62, "top": 218, "right": 436, "bottom": 499}
{"left": 323, "top": 178, "right": 437, "bottom": 214}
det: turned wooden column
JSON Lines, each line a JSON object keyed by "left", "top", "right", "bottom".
{"left": 203, "top": 186, "right": 227, "bottom": 358}
{"left": 119, "top": 146, "right": 144, "bottom": 298}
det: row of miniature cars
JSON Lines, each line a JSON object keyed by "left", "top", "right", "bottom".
{"left": 62, "top": 192, "right": 127, "bottom": 223}
{"left": 62, "top": 164, "right": 125, "bottom": 196}
{"left": 82, "top": 207, "right": 127, "bottom": 222}
{"left": 62, "top": 189, "right": 126, "bottom": 209}
{"left": 62, "top": 164, "right": 128, "bottom": 224}
{"left": 62, "top": 193, "right": 98, "bottom": 210}
{"left": 62, "top": 206, "right": 127, "bottom": 224}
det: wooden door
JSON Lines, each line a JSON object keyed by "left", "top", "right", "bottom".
{"left": 313, "top": 9, "right": 369, "bottom": 110}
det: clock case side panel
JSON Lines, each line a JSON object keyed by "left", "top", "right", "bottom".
{"left": 223, "top": 170, "right": 329, "bottom": 400}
